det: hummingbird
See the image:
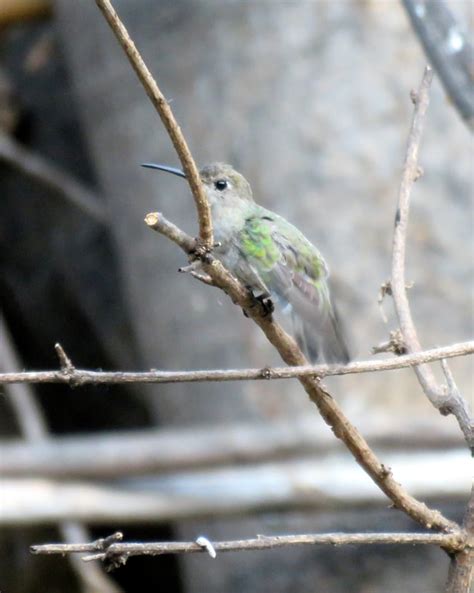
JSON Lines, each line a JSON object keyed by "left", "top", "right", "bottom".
{"left": 142, "top": 162, "right": 350, "bottom": 364}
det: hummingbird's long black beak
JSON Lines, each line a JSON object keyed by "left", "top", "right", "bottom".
{"left": 141, "top": 163, "right": 186, "bottom": 178}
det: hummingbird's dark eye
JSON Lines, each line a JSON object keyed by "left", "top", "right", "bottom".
{"left": 214, "top": 179, "right": 228, "bottom": 191}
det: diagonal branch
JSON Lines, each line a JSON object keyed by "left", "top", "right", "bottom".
{"left": 389, "top": 65, "right": 473, "bottom": 451}
{"left": 146, "top": 215, "right": 460, "bottom": 533}
{"left": 94, "top": 1, "right": 461, "bottom": 534}
{"left": 0, "top": 314, "right": 122, "bottom": 593}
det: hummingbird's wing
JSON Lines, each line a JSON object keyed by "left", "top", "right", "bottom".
{"left": 238, "top": 212, "right": 349, "bottom": 364}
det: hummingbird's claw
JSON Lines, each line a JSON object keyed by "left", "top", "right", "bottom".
{"left": 258, "top": 295, "right": 275, "bottom": 317}
{"left": 245, "top": 288, "right": 274, "bottom": 318}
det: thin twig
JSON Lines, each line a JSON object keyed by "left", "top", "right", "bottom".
{"left": 144, "top": 212, "right": 195, "bottom": 252}
{"left": 55, "top": 342, "right": 75, "bottom": 373}
{"left": 0, "top": 315, "right": 122, "bottom": 593}
{"left": 390, "top": 66, "right": 474, "bottom": 451}
{"left": 372, "top": 330, "right": 407, "bottom": 355}
{"left": 95, "top": 0, "right": 213, "bottom": 247}
{"left": 0, "top": 132, "right": 106, "bottom": 223}
{"left": 0, "top": 340, "right": 471, "bottom": 386}
{"left": 31, "top": 532, "right": 468, "bottom": 563}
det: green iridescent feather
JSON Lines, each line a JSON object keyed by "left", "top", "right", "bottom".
{"left": 238, "top": 211, "right": 348, "bottom": 363}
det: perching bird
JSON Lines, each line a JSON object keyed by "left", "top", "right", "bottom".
{"left": 143, "top": 162, "right": 350, "bottom": 364}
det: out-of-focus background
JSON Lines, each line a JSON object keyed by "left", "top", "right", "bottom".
{"left": 0, "top": 1, "right": 472, "bottom": 592}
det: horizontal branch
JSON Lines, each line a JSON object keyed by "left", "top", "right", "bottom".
{"left": 2, "top": 450, "right": 469, "bottom": 526}
{"left": 0, "top": 314, "right": 121, "bottom": 592}
{"left": 90, "top": 2, "right": 460, "bottom": 535}
{"left": 32, "top": 531, "right": 467, "bottom": 561}
{"left": 0, "top": 416, "right": 463, "bottom": 479}
{"left": 0, "top": 341, "right": 471, "bottom": 386}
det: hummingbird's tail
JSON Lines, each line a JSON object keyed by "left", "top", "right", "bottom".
{"left": 292, "top": 305, "right": 350, "bottom": 364}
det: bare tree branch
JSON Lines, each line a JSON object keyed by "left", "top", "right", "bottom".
{"left": 5, "top": 447, "right": 468, "bottom": 526}
{"left": 402, "top": 0, "right": 474, "bottom": 131}
{"left": 0, "top": 416, "right": 463, "bottom": 480}
{"left": 0, "top": 315, "right": 122, "bottom": 593}
{"left": 0, "top": 132, "right": 106, "bottom": 223}
{"left": 95, "top": 0, "right": 213, "bottom": 247}
{"left": 55, "top": 342, "right": 75, "bottom": 373}
{"left": 387, "top": 63, "right": 473, "bottom": 590}
{"left": 389, "top": 65, "right": 473, "bottom": 451}
{"left": 31, "top": 531, "right": 468, "bottom": 565}
{"left": 0, "top": 340, "right": 471, "bottom": 386}
{"left": 91, "top": 2, "right": 462, "bottom": 534}
{"left": 147, "top": 213, "right": 465, "bottom": 533}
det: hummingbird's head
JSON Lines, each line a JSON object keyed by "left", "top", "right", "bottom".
{"left": 199, "top": 162, "right": 253, "bottom": 206}
{"left": 141, "top": 161, "right": 254, "bottom": 208}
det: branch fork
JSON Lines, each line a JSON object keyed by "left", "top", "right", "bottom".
{"left": 54, "top": 343, "right": 82, "bottom": 387}
{"left": 389, "top": 65, "right": 473, "bottom": 451}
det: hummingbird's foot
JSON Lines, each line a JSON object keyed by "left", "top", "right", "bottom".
{"left": 245, "top": 288, "right": 274, "bottom": 318}
{"left": 258, "top": 294, "right": 275, "bottom": 317}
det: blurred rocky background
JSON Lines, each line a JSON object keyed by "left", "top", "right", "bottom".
{"left": 0, "top": 1, "right": 472, "bottom": 592}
